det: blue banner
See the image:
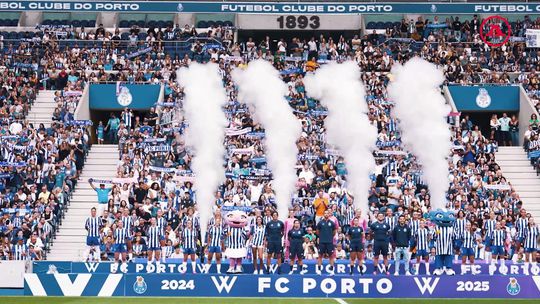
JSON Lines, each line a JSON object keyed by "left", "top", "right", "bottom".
{"left": 125, "top": 47, "right": 153, "bottom": 59}
{"left": 24, "top": 273, "right": 540, "bottom": 298}
{"left": 2, "top": 1, "right": 540, "bottom": 14}
{"left": 89, "top": 84, "right": 161, "bottom": 110}
{"left": 32, "top": 261, "right": 540, "bottom": 277}
{"left": 448, "top": 85, "right": 520, "bottom": 112}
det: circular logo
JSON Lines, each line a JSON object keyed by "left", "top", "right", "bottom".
{"left": 133, "top": 276, "right": 147, "bottom": 294}
{"left": 177, "top": 3, "right": 184, "bottom": 12}
{"left": 506, "top": 278, "right": 521, "bottom": 296}
{"left": 480, "top": 16, "right": 511, "bottom": 47}
{"left": 476, "top": 88, "right": 491, "bottom": 108}
{"left": 117, "top": 87, "right": 133, "bottom": 107}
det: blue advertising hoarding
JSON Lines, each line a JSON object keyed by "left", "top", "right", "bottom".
{"left": 1, "top": 1, "right": 540, "bottom": 14}
{"left": 32, "top": 260, "right": 540, "bottom": 276}
{"left": 89, "top": 84, "right": 161, "bottom": 110}
{"left": 448, "top": 85, "right": 520, "bottom": 112}
{"left": 24, "top": 273, "right": 540, "bottom": 298}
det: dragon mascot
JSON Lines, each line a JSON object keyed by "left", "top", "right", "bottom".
{"left": 427, "top": 209, "right": 456, "bottom": 275}
{"left": 224, "top": 208, "right": 250, "bottom": 274}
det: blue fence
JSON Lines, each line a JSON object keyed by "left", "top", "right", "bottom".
{"left": 448, "top": 85, "right": 520, "bottom": 112}
{"left": 24, "top": 273, "right": 540, "bottom": 298}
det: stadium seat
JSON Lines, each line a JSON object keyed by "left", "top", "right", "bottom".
{"left": 224, "top": 21, "right": 234, "bottom": 27}
{"left": 375, "top": 21, "right": 385, "bottom": 29}
{"left": 119, "top": 20, "right": 129, "bottom": 28}
{"left": 136, "top": 20, "right": 146, "bottom": 28}
{"left": 71, "top": 20, "right": 81, "bottom": 28}
{"left": 197, "top": 21, "right": 207, "bottom": 28}
{"left": 366, "top": 22, "right": 376, "bottom": 29}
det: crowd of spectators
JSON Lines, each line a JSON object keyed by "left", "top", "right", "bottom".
{"left": 1, "top": 14, "right": 539, "bottom": 265}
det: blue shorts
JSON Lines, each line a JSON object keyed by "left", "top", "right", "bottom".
{"left": 525, "top": 247, "right": 537, "bottom": 253}
{"left": 318, "top": 242, "right": 334, "bottom": 255}
{"left": 484, "top": 237, "right": 492, "bottom": 247}
{"left": 114, "top": 244, "right": 127, "bottom": 253}
{"left": 183, "top": 247, "right": 196, "bottom": 255}
{"left": 516, "top": 237, "right": 525, "bottom": 243}
{"left": 461, "top": 247, "right": 474, "bottom": 257}
{"left": 416, "top": 249, "right": 429, "bottom": 258}
{"left": 453, "top": 239, "right": 463, "bottom": 250}
{"left": 208, "top": 246, "right": 222, "bottom": 253}
{"left": 267, "top": 241, "right": 282, "bottom": 255}
{"left": 491, "top": 245, "right": 505, "bottom": 256}
{"left": 86, "top": 236, "right": 100, "bottom": 246}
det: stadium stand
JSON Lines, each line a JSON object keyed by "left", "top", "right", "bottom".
{"left": 0, "top": 13, "right": 538, "bottom": 272}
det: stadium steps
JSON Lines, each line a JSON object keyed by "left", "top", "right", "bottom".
{"left": 27, "top": 90, "right": 56, "bottom": 127}
{"left": 496, "top": 146, "right": 540, "bottom": 220}
{"left": 46, "top": 144, "right": 119, "bottom": 261}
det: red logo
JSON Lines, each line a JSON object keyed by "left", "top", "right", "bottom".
{"left": 480, "top": 16, "right": 511, "bottom": 47}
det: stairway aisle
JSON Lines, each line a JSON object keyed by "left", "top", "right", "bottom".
{"left": 28, "top": 90, "right": 57, "bottom": 127}
{"left": 496, "top": 146, "right": 540, "bottom": 220}
{"left": 47, "top": 144, "right": 119, "bottom": 261}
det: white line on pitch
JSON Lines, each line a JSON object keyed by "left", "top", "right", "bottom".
{"left": 334, "top": 298, "right": 348, "bottom": 304}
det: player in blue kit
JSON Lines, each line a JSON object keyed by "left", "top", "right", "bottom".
{"left": 265, "top": 211, "right": 284, "bottom": 274}
{"left": 347, "top": 217, "right": 365, "bottom": 275}
{"left": 288, "top": 219, "right": 307, "bottom": 274}
{"left": 370, "top": 212, "right": 391, "bottom": 275}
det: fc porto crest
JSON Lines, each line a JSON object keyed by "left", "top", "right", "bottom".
{"left": 177, "top": 3, "right": 184, "bottom": 12}
{"left": 430, "top": 4, "right": 437, "bottom": 13}
{"left": 506, "top": 277, "right": 520, "bottom": 296}
{"left": 133, "top": 276, "right": 148, "bottom": 294}
{"left": 476, "top": 88, "right": 491, "bottom": 109}
{"left": 117, "top": 86, "right": 133, "bottom": 107}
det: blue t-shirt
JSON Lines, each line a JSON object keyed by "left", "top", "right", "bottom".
{"left": 95, "top": 188, "right": 112, "bottom": 204}
{"left": 316, "top": 219, "right": 336, "bottom": 243}
{"left": 370, "top": 221, "right": 390, "bottom": 242}
{"left": 265, "top": 220, "right": 284, "bottom": 243}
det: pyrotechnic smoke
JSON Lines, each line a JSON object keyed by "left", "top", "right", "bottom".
{"left": 232, "top": 59, "right": 301, "bottom": 221}
{"left": 178, "top": 62, "right": 228, "bottom": 240}
{"left": 303, "top": 61, "right": 377, "bottom": 213}
{"left": 388, "top": 57, "right": 452, "bottom": 210}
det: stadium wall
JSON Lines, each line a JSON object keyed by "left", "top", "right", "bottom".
{"left": 519, "top": 85, "right": 540, "bottom": 145}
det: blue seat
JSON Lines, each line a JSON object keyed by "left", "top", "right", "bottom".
{"left": 197, "top": 21, "right": 207, "bottom": 28}
{"left": 121, "top": 32, "right": 130, "bottom": 40}
{"left": 207, "top": 21, "right": 216, "bottom": 28}
{"left": 51, "top": 19, "right": 61, "bottom": 26}
{"left": 224, "top": 21, "right": 233, "bottom": 27}
{"left": 375, "top": 21, "right": 385, "bottom": 29}
{"left": 215, "top": 21, "right": 224, "bottom": 27}
{"left": 393, "top": 21, "right": 401, "bottom": 28}
{"left": 71, "top": 20, "right": 81, "bottom": 27}
{"left": 128, "top": 20, "right": 136, "bottom": 28}
{"left": 136, "top": 20, "right": 145, "bottom": 28}
{"left": 366, "top": 22, "right": 376, "bottom": 29}
{"left": 42, "top": 19, "right": 52, "bottom": 26}
{"left": 156, "top": 21, "right": 165, "bottom": 28}
{"left": 138, "top": 32, "right": 147, "bottom": 40}
{"left": 166, "top": 21, "right": 173, "bottom": 28}
{"left": 87, "top": 20, "right": 96, "bottom": 27}
{"left": 119, "top": 20, "right": 129, "bottom": 28}
{"left": 384, "top": 22, "right": 393, "bottom": 29}
{"left": 147, "top": 20, "right": 156, "bottom": 28}
{"left": 0, "top": 20, "right": 6, "bottom": 27}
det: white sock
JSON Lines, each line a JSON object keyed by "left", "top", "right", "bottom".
{"left": 191, "top": 261, "right": 197, "bottom": 273}
{"left": 128, "top": 253, "right": 133, "bottom": 260}
{"left": 94, "top": 247, "right": 101, "bottom": 261}
{"left": 499, "top": 259, "right": 505, "bottom": 266}
{"left": 182, "top": 262, "right": 187, "bottom": 271}
{"left": 425, "top": 261, "right": 430, "bottom": 274}
{"left": 216, "top": 264, "right": 221, "bottom": 273}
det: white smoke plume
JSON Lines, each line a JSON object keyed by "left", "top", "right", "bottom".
{"left": 388, "top": 57, "right": 452, "bottom": 210}
{"left": 232, "top": 59, "right": 301, "bottom": 221}
{"left": 177, "top": 63, "right": 228, "bottom": 240}
{"left": 303, "top": 61, "right": 377, "bottom": 213}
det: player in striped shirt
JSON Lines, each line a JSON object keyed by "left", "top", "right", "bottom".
{"left": 121, "top": 209, "right": 134, "bottom": 261}
{"left": 414, "top": 219, "right": 431, "bottom": 275}
{"left": 113, "top": 220, "right": 128, "bottom": 266}
{"left": 524, "top": 218, "right": 538, "bottom": 274}
{"left": 146, "top": 217, "right": 164, "bottom": 264}
{"left": 84, "top": 207, "right": 103, "bottom": 262}
{"left": 181, "top": 220, "right": 198, "bottom": 274}
{"left": 249, "top": 216, "right": 266, "bottom": 274}
{"left": 515, "top": 209, "right": 529, "bottom": 252}
{"left": 490, "top": 222, "right": 507, "bottom": 266}
{"left": 207, "top": 217, "right": 225, "bottom": 274}
{"left": 453, "top": 210, "right": 467, "bottom": 261}
{"left": 460, "top": 221, "right": 476, "bottom": 273}
{"left": 483, "top": 212, "right": 497, "bottom": 264}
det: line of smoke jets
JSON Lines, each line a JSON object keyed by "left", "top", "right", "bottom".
{"left": 177, "top": 57, "right": 451, "bottom": 240}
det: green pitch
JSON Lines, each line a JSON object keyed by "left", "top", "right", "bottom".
{"left": 0, "top": 298, "right": 538, "bottom": 304}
